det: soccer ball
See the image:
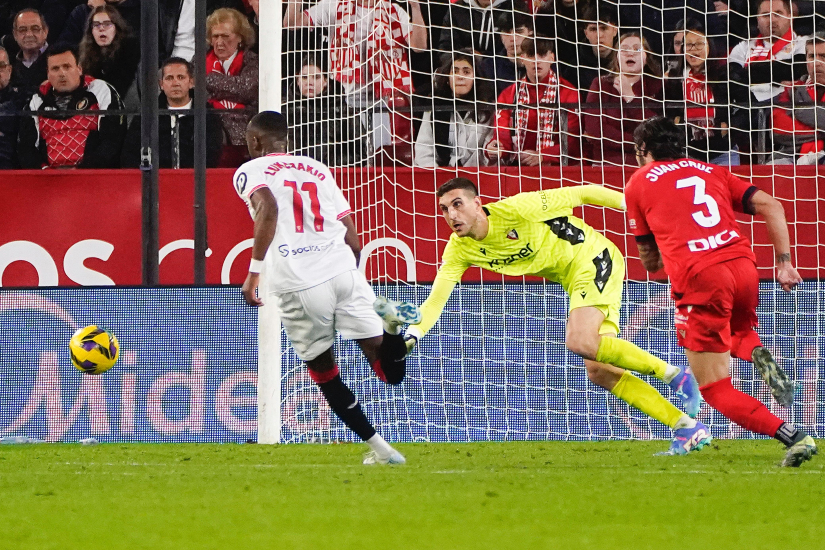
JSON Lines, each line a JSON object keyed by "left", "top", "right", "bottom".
{"left": 69, "top": 325, "right": 120, "bottom": 375}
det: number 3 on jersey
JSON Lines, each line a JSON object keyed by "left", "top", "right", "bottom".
{"left": 676, "top": 175, "right": 721, "bottom": 228}
{"left": 284, "top": 180, "right": 325, "bottom": 233}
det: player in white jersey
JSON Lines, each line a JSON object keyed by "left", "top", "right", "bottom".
{"left": 234, "top": 111, "right": 420, "bottom": 464}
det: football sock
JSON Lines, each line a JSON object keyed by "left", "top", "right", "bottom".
{"left": 310, "top": 367, "right": 376, "bottom": 441}
{"left": 774, "top": 422, "right": 806, "bottom": 447}
{"left": 366, "top": 433, "right": 395, "bottom": 458}
{"left": 372, "top": 331, "right": 408, "bottom": 385}
{"left": 700, "top": 377, "right": 784, "bottom": 437}
{"left": 596, "top": 336, "right": 668, "bottom": 380}
{"left": 730, "top": 331, "right": 762, "bottom": 362}
{"left": 609, "top": 371, "right": 684, "bottom": 428}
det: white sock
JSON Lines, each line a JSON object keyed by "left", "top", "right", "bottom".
{"left": 662, "top": 364, "right": 681, "bottom": 384}
{"left": 366, "top": 433, "right": 394, "bottom": 458}
{"left": 674, "top": 415, "right": 697, "bottom": 430}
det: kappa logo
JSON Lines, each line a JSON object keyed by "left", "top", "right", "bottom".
{"left": 506, "top": 229, "right": 518, "bottom": 240}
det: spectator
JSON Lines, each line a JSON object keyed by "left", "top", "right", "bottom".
{"left": 57, "top": 0, "right": 140, "bottom": 47}
{"left": 205, "top": 7, "right": 258, "bottom": 167}
{"left": 770, "top": 33, "right": 825, "bottom": 164}
{"left": 728, "top": 0, "right": 808, "bottom": 105}
{"left": 728, "top": 0, "right": 808, "bottom": 160}
{"left": 78, "top": 5, "right": 139, "bottom": 101}
{"left": 664, "top": 20, "right": 738, "bottom": 166}
{"left": 583, "top": 32, "right": 664, "bottom": 166}
{"left": 484, "top": 10, "right": 532, "bottom": 96}
{"left": 487, "top": 37, "right": 581, "bottom": 166}
{"left": 160, "top": 0, "right": 247, "bottom": 62}
{"left": 9, "top": 9, "right": 49, "bottom": 100}
{"left": 18, "top": 44, "right": 125, "bottom": 168}
{"left": 284, "top": 55, "right": 365, "bottom": 167}
{"left": 558, "top": 1, "right": 618, "bottom": 93}
{"left": 664, "top": 19, "right": 684, "bottom": 78}
{"left": 121, "top": 57, "right": 223, "bottom": 168}
{"left": 284, "top": 0, "right": 427, "bottom": 157}
{"left": 0, "top": 45, "right": 26, "bottom": 169}
{"left": 436, "top": 0, "right": 525, "bottom": 64}
{"left": 414, "top": 49, "right": 496, "bottom": 167}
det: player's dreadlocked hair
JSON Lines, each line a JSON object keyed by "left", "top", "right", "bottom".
{"left": 633, "top": 116, "right": 686, "bottom": 161}
{"left": 437, "top": 177, "right": 479, "bottom": 198}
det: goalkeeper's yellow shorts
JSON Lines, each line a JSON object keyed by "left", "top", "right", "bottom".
{"left": 566, "top": 243, "right": 625, "bottom": 336}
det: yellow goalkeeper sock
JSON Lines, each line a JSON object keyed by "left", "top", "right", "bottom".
{"left": 610, "top": 371, "right": 684, "bottom": 429}
{"left": 595, "top": 336, "right": 669, "bottom": 380}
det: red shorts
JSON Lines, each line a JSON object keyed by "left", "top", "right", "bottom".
{"left": 674, "top": 257, "right": 761, "bottom": 354}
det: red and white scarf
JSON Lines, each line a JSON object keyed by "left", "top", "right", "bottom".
{"left": 683, "top": 68, "right": 715, "bottom": 129}
{"left": 515, "top": 72, "right": 558, "bottom": 151}
{"left": 329, "top": 0, "right": 412, "bottom": 98}
{"left": 206, "top": 48, "right": 245, "bottom": 109}
{"left": 745, "top": 28, "right": 794, "bottom": 66}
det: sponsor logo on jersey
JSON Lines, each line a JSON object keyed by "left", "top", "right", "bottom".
{"left": 629, "top": 218, "right": 637, "bottom": 229}
{"left": 687, "top": 229, "right": 740, "bottom": 252}
{"left": 506, "top": 229, "right": 518, "bottom": 240}
{"left": 234, "top": 172, "right": 247, "bottom": 195}
{"left": 486, "top": 243, "right": 534, "bottom": 270}
{"left": 278, "top": 241, "right": 336, "bottom": 257}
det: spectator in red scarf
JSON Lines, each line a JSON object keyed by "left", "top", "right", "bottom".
{"left": 664, "top": 20, "right": 737, "bottom": 166}
{"left": 727, "top": 0, "right": 808, "bottom": 162}
{"left": 205, "top": 7, "right": 258, "bottom": 167}
{"left": 18, "top": 44, "right": 126, "bottom": 168}
{"left": 283, "top": 0, "right": 426, "bottom": 156}
{"left": 582, "top": 32, "right": 663, "bottom": 167}
{"left": 728, "top": 0, "right": 807, "bottom": 105}
{"left": 770, "top": 32, "right": 825, "bottom": 165}
{"left": 486, "top": 37, "right": 580, "bottom": 166}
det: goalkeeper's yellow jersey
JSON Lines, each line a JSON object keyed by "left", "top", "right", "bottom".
{"left": 408, "top": 185, "right": 626, "bottom": 339}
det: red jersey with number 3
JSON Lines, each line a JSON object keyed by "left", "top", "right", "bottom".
{"left": 625, "top": 158, "right": 758, "bottom": 295}
{"left": 233, "top": 153, "right": 355, "bottom": 293}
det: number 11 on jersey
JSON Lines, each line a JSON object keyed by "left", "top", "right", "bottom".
{"left": 284, "top": 180, "right": 325, "bottom": 233}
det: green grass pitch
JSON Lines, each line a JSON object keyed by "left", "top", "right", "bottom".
{"left": 1, "top": 440, "right": 823, "bottom": 550}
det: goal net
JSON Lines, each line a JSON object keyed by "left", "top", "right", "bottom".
{"left": 267, "top": 0, "right": 825, "bottom": 443}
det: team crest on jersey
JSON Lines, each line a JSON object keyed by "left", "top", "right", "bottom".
{"left": 506, "top": 229, "right": 518, "bottom": 240}
{"left": 76, "top": 98, "right": 89, "bottom": 110}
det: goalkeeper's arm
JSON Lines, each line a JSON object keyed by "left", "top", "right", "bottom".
{"left": 567, "top": 185, "right": 626, "bottom": 211}
{"left": 404, "top": 275, "right": 457, "bottom": 352}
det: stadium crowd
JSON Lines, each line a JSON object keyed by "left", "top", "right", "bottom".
{"left": 0, "top": 0, "right": 824, "bottom": 169}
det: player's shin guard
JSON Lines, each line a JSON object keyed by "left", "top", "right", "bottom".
{"left": 610, "top": 371, "right": 684, "bottom": 428}
{"left": 595, "top": 336, "right": 668, "bottom": 379}
{"left": 309, "top": 366, "right": 376, "bottom": 441}
{"left": 700, "top": 377, "right": 784, "bottom": 437}
{"left": 371, "top": 332, "right": 408, "bottom": 385}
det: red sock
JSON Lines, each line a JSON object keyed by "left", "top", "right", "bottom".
{"left": 308, "top": 364, "right": 339, "bottom": 384}
{"left": 700, "top": 377, "right": 783, "bottom": 437}
{"left": 371, "top": 360, "right": 387, "bottom": 382}
{"left": 730, "top": 331, "right": 762, "bottom": 362}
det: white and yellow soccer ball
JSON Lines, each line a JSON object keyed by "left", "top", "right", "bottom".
{"left": 69, "top": 325, "right": 120, "bottom": 375}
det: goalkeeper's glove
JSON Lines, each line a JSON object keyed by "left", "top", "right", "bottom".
{"left": 404, "top": 334, "right": 418, "bottom": 356}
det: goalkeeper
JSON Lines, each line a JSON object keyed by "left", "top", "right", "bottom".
{"left": 376, "top": 177, "right": 710, "bottom": 454}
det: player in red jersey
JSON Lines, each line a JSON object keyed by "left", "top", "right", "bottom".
{"left": 626, "top": 116, "right": 817, "bottom": 466}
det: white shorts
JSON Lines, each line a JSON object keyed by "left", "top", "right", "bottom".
{"left": 276, "top": 270, "right": 383, "bottom": 361}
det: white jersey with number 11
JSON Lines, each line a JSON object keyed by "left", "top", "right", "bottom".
{"left": 233, "top": 153, "right": 356, "bottom": 293}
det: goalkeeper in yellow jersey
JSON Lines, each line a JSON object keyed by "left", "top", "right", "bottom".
{"left": 375, "top": 177, "right": 712, "bottom": 455}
